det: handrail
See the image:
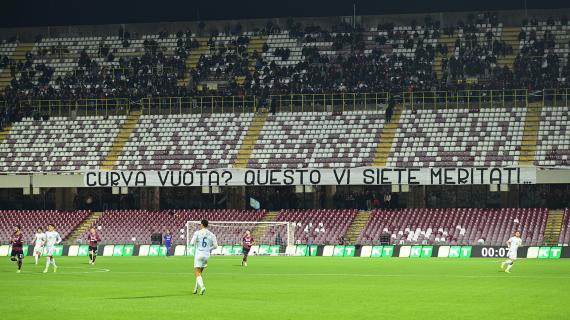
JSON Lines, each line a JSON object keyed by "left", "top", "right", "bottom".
{"left": 2, "top": 89, "right": 569, "bottom": 117}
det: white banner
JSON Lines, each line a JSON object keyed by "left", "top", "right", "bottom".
{"left": 83, "top": 167, "right": 537, "bottom": 187}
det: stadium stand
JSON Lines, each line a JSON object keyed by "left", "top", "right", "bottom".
{"left": 0, "top": 115, "right": 126, "bottom": 172}
{"left": 275, "top": 209, "right": 358, "bottom": 245}
{"left": 536, "top": 106, "right": 570, "bottom": 166}
{"left": 356, "top": 208, "right": 548, "bottom": 246}
{"left": 387, "top": 107, "right": 526, "bottom": 167}
{"left": 76, "top": 209, "right": 266, "bottom": 245}
{"left": 249, "top": 111, "right": 386, "bottom": 168}
{"left": 560, "top": 208, "right": 570, "bottom": 244}
{"left": 0, "top": 210, "right": 91, "bottom": 243}
{"left": 116, "top": 113, "right": 253, "bottom": 170}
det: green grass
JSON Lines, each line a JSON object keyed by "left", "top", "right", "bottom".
{"left": 1, "top": 256, "right": 569, "bottom": 319}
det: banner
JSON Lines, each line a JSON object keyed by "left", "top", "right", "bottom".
{"left": 84, "top": 167, "right": 537, "bottom": 187}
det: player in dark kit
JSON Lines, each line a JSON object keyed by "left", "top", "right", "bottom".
{"left": 87, "top": 227, "right": 101, "bottom": 265}
{"left": 242, "top": 230, "right": 255, "bottom": 267}
{"left": 10, "top": 225, "right": 24, "bottom": 273}
{"left": 164, "top": 231, "right": 173, "bottom": 256}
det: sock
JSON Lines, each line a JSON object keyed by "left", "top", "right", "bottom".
{"left": 89, "top": 253, "right": 93, "bottom": 262}
{"left": 17, "top": 259, "right": 22, "bottom": 270}
{"left": 35, "top": 254, "right": 39, "bottom": 265}
{"left": 197, "top": 276, "right": 204, "bottom": 289}
{"left": 45, "top": 257, "right": 51, "bottom": 269}
{"left": 51, "top": 258, "right": 57, "bottom": 267}
{"left": 93, "top": 254, "right": 96, "bottom": 263}
{"left": 194, "top": 280, "right": 199, "bottom": 291}
{"left": 506, "top": 263, "right": 513, "bottom": 271}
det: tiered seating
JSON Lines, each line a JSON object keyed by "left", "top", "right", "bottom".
{"left": 559, "top": 208, "right": 570, "bottom": 245}
{"left": 116, "top": 113, "right": 253, "bottom": 170}
{"left": 536, "top": 106, "right": 570, "bottom": 166}
{"left": 274, "top": 209, "right": 358, "bottom": 245}
{"left": 0, "top": 42, "right": 17, "bottom": 67}
{"left": 28, "top": 34, "right": 190, "bottom": 88}
{"left": 249, "top": 111, "right": 385, "bottom": 168}
{"left": 78, "top": 209, "right": 266, "bottom": 245}
{"left": 519, "top": 20, "right": 570, "bottom": 84}
{"left": 388, "top": 107, "right": 525, "bottom": 167}
{"left": 0, "top": 116, "right": 125, "bottom": 172}
{"left": 357, "top": 208, "right": 548, "bottom": 246}
{"left": 0, "top": 210, "right": 90, "bottom": 243}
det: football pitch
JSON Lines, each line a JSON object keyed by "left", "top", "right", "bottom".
{"left": 1, "top": 257, "right": 569, "bottom": 320}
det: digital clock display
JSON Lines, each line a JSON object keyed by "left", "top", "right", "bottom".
{"left": 480, "top": 247, "right": 508, "bottom": 257}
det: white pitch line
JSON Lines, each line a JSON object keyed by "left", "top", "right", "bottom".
{"left": 103, "top": 270, "right": 570, "bottom": 279}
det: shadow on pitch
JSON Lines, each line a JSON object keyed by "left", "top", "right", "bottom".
{"left": 108, "top": 293, "right": 189, "bottom": 300}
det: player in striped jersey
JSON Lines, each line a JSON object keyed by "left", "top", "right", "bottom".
{"left": 10, "top": 225, "right": 24, "bottom": 273}
{"left": 242, "top": 230, "right": 255, "bottom": 267}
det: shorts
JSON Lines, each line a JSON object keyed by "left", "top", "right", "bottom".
{"left": 89, "top": 246, "right": 98, "bottom": 254}
{"left": 10, "top": 249, "right": 24, "bottom": 259}
{"left": 45, "top": 246, "right": 56, "bottom": 256}
{"left": 507, "top": 251, "right": 517, "bottom": 259}
{"left": 243, "top": 247, "right": 251, "bottom": 255}
{"left": 33, "top": 246, "right": 44, "bottom": 254}
{"left": 194, "top": 254, "right": 209, "bottom": 268}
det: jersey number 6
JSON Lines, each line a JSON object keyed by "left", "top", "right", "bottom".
{"left": 201, "top": 238, "right": 207, "bottom": 247}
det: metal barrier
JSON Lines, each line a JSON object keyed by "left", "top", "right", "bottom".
{"left": 543, "top": 88, "right": 570, "bottom": 107}
{"left": 401, "top": 89, "right": 529, "bottom": 110}
{"left": 268, "top": 92, "right": 391, "bottom": 113}
{"left": 141, "top": 96, "right": 259, "bottom": 114}
{"left": 18, "top": 98, "right": 132, "bottom": 117}
{"left": 5, "top": 89, "right": 570, "bottom": 117}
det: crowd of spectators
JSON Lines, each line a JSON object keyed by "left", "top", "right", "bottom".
{"left": 1, "top": 14, "right": 570, "bottom": 123}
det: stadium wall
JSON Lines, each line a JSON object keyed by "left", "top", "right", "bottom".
{"left": 1, "top": 244, "right": 566, "bottom": 259}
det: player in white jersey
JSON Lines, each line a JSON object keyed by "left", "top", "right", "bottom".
{"left": 501, "top": 231, "right": 522, "bottom": 273}
{"left": 32, "top": 227, "right": 46, "bottom": 265}
{"left": 43, "top": 224, "right": 62, "bottom": 273}
{"left": 190, "top": 220, "right": 218, "bottom": 295}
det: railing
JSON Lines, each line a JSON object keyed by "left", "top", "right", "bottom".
{"left": 401, "top": 89, "right": 529, "bottom": 110}
{"left": 268, "top": 93, "right": 390, "bottom": 113}
{"left": 543, "top": 88, "right": 570, "bottom": 107}
{"left": 141, "top": 96, "right": 259, "bottom": 114}
{"left": 4, "top": 89, "right": 568, "bottom": 118}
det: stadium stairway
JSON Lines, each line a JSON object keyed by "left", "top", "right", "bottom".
{"left": 0, "top": 125, "right": 11, "bottom": 143}
{"left": 544, "top": 209, "right": 564, "bottom": 245}
{"left": 247, "top": 35, "right": 267, "bottom": 75}
{"left": 251, "top": 211, "right": 279, "bottom": 242}
{"left": 64, "top": 211, "right": 104, "bottom": 243}
{"left": 373, "top": 106, "right": 402, "bottom": 166}
{"left": 178, "top": 37, "right": 209, "bottom": 87}
{"left": 344, "top": 211, "right": 371, "bottom": 244}
{"left": 233, "top": 111, "right": 269, "bottom": 168}
{"left": 496, "top": 27, "right": 520, "bottom": 69}
{"left": 0, "top": 42, "right": 34, "bottom": 91}
{"left": 519, "top": 102, "right": 542, "bottom": 166}
{"left": 433, "top": 34, "right": 456, "bottom": 79}
{"left": 100, "top": 110, "right": 142, "bottom": 170}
